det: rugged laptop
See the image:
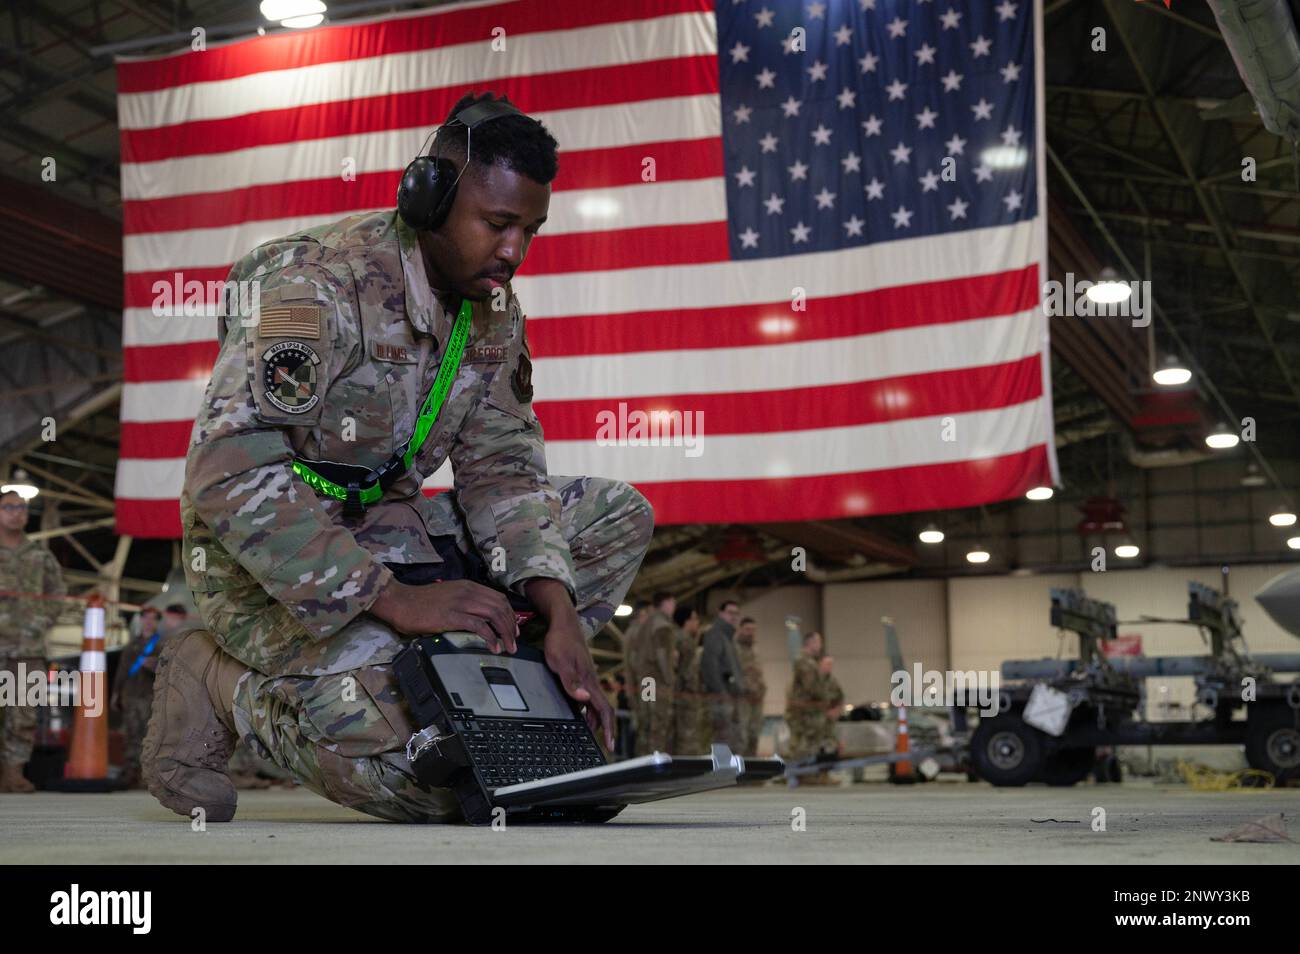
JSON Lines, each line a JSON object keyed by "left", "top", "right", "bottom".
{"left": 394, "top": 631, "right": 782, "bottom": 824}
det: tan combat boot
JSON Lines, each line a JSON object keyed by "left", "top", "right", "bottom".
{"left": 0, "top": 764, "right": 35, "bottom": 793}
{"left": 141, "top": 629, "right": 248, "bottom": 822}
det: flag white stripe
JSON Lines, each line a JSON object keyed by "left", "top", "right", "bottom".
{"left": 118, "top": 12, "right": 718, "bottom": 130}
{"left": 120, "top": 96, "right": 722, "bottom": 201}
{"left": 116, "top": 396, "right": 1049, "bottom": 497}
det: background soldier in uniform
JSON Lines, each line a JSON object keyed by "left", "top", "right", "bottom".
{"left": 633, "top": 592, "right": 676, "bottom": 755}
{"left": 0, "top": 489, "right": 66, "bottom": 793}
{"left": 785, "top": 631, "right": 844, "bottom": 783}
{"left": 111, "top": 605, "right": 163, "bottom": 788}
{"left": 734, "top": 617, "right": 765, "bottom": 757}
{"left": 619, "top": 600, "right": 649, "bottom": 757}
{"left": 142, "top": 92, "right": 653, "bottom": 823}
{"left": 699, "top": 600, "right": 744, "bottom": 750}
{"left": 671, "top": 604, "right": 705, "bottom": 755}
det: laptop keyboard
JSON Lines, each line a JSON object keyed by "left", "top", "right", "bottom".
{"left": 454, "top": 717, "right": 605, "bottom": 789}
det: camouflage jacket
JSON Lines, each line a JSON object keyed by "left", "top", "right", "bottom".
{"left": 640, "top": 608, "right": 676, "bottom": 685}
{"left": 0, "top": 536, "right": 66, "bottom": 657}
{"left": 674, "top": 627, "right": 701, "bottom": 694}
{"left": 736, "top": 641, "right": 766, "bottom": 704}
{"left": 182, "top": 210, "right": 576, "bottom": 676}
{"left": 786, "top": 656, "right": 843, "bottom": 717}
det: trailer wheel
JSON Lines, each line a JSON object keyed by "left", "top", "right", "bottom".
{"left": 971, "top": 715, "right": 1043, "bottom": 786}
{"left": 1041, "top": 748, "right": 1094, "bottom": 786}
{"left": 1246, "top": 704, "right": 1300, "bottom": 783}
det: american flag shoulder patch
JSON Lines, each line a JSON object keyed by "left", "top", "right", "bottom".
{"left": 257, "top": 305, "right": 321, "bottom": 339}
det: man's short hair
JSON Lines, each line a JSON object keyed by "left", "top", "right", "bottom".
{"left": 0, "top": 489, "right": 24, "bottom": 503}
{"left": 164, "top": 604, "right": 187, "bottom": 616}
{"left": 739, "top": 617, "right": 756, "bottom": 627}
{"left": 652, "top": 591, "right": 673, "bottom": 606}
{"left": 803, "top": 630, "right": 822, "bottom": 645}
{"left": 436, "top": 91, "right": 559, "bottom": 186}
{"left": 672, "top": 605, "right": 695, "bottom": 628}
{"left": 719, "top": 600, "right": 739, "bottom": 613}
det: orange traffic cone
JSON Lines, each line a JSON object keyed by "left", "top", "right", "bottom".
{"left": 56, "top": 594, "right": 115, "bottom": 792}
{"left": 888, "top": 704, "right": 916, "bottom": 785}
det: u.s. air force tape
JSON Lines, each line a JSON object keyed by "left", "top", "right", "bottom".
{"left": 262, "top": 340, "right": 321, "bottom": 414}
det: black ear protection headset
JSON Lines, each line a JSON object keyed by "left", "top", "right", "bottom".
{"left": 397, "top": 98, "right": 524, "bottom": 231}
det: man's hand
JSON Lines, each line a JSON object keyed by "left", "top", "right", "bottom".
{"left": 370, "top": 578, "right": 518, "bottom": 654}
{"left": 526, "top": 578, "right": 615, "bottom": 750}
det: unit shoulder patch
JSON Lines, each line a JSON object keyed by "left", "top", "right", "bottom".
{"left": 261, "top": 340, "right": 322, "bottom": 414}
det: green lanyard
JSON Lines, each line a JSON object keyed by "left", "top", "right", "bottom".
{"left": 292, "top": 297, "right": 474, "bottom": 512}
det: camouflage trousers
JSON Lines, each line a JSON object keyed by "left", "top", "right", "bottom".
{"left": 632, "top": 686, "right": 674, "bottom": 757}
{"left": 736, "top": 697, "right": 764, "bottom": 757}
{"left": 229, "top": 475, "right": 653, "bottom": 822}
{"left": 117, "top": 678, "right": 154, "bottom": 783}
{"left": 786, "top": 713, "right": 839, "bottom": 761}
{"left": 0, "top": 655, "right": 43, "bottom": 764}
{"left": 707, "top": 695, "right": 744, "bottom": 751}
{"left": 672, "top": 692, "right": 708, "bottom": 756}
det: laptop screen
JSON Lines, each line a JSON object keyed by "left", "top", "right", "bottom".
{"left": 428, "top": 636, "right": 576, "bottom": 721}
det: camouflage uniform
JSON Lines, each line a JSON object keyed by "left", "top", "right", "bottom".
{"left": 784, "top": 656, "right": 844, "bottom": 760}
{"left": 631, "top": 608, "right": 675, "bottom": 756}
{"left": 699, "top": 617, "right": 744, "bottom": 750}
{"left": 183, "top": 210, "right": 654, "bottom": 822}
{"left": 112, "top": 627, "right": 160, "bottom": 786}
{"left": 0, "top": 536, "right": 65, "bottom": 765}
{"left": 672, "top": 626, "right": 706, "bottom": 755}
{"left": 735, "top": 640, "right": 766, "bottom": 757}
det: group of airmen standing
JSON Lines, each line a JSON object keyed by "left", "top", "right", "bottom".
{"left": 619, "top": 593, "right": 846, "bottom": 767}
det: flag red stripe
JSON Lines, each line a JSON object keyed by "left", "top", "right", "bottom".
{"left": 114, "top": 444, "right": 1052, "bottom": 538}
{"left": 123, "top": 264, "right": 1038, "bottom": 351}
{"left": 123, "top": 340, "right": 220, "bottom": 384}
{"left": 121, "top": 56, "right": 718, "bottom": 164}
{"left": 121, "top": 139, "right": 724, "bottom": 234}
{"left": 116, "top": 0, "right": 713, "bottom": 94}
{"left": 118, "top": 355, "right": 1042, "bottom": 461}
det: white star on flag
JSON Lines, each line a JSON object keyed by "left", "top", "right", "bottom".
{"left": 738, "top": 227, "right": 760, "bottom": 248}
{"left": 734, "top": 165, "right": 756, "bottom": 187}
{"left": 758, "top": 132, "right": 779, "bottom": 153}
{"left": 915, "top": 43, "right": 937, "bottom": 65}
{"left": 1003, "top": 189, "right": 1023, "bottom": 212}
{"left": 756, "top": 67, "right": 776, "bottom": 88}
{"left": 807, "top": 60, "right": 829, "bottom": 82}
{"left": 843, "top": 214, "right": 865, "bottom": 237}
{"left": 890, "top": 142, "right": 913, "bottom": 164}
{"left": 781, "top": 96, "right": 802, "bottom": 117}
{"left": 864, "top": 177, "right": 886, "bottom": 200}
{"left": 974, "top": 163, "right": 994, "bottom": 182}
{"left": 834, "top": 23, "right": 853, "bottom": 45}
{"left": 837, "top": 86, "right": 857, "bottom": 109}
{"left": 970, "top": 35, "right": 992, "bottom": 58}
{"left": 754, "top": 6, "right": 775, "bottom": 27}
{"left": 790, "top": 221, "right": 811, "bottom": 242}
{"left": 732, "top": 104, "right": 752, "bottom": 124}
{"left": 945, "top": 133, "right": 967, "bottom": 155}
{"left": 972, "top": 98, "right": 994, "bottom": 120}
{"left": 814, "top": 187, "right": 837, "bottom": 209}
{"left": 891, "top": 205, "right": 913, "bottom": 228}
{"left": 1001, "top": 126, "right": 1022, "bottom": 147}
{"left": 996, "top": 0, "right": 1018, "bottom": 21}
{"left": 841, "top": 151, "right": 862, "bottom": 173}
{"left": 811, "top": 124, "right": 833, "bottom": 145}
{"left": 918, "top": 169, "right": 940, "bottom": 192}
{"left": 886, "top": 78, "right": 908, "bottom": 101}
{"left": 763, "top": 192, "right": 785, "bottom": 214}
{"left": 947, "top": 197, "right": 969, "bottom": 220}
{"left": 916, "top": 106, "right": 938, "bottom": 129}
{"left": 862, "top": 114, "right": 883, "bottom": 136}
{"left": 859, "top": 51, "right": 879, "bottom": 73}
{"left": 940, "top": 7, "right": 962, "bottom": 29}
{"left": 886, "top": 16, "right": 908, "bottom": 38}
{"left": 729, "top": 42, "right": 750, "bottom": 64}
{"left": 941, "top": 69, "right": 963, "bottom": 92}
{"left": 1000, "top": 61, "right": 1022, "bottom": 83}
{"left": 788, "top": 159, "right": 809, "bottom": 181}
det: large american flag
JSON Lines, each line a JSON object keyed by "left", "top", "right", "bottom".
{"left": 114, "top": 0, "right": 1054, "bottom": 538}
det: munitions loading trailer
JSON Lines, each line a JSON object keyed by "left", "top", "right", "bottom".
{"left": 970, "top": 577, "right": 1300, "bottom": 786}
